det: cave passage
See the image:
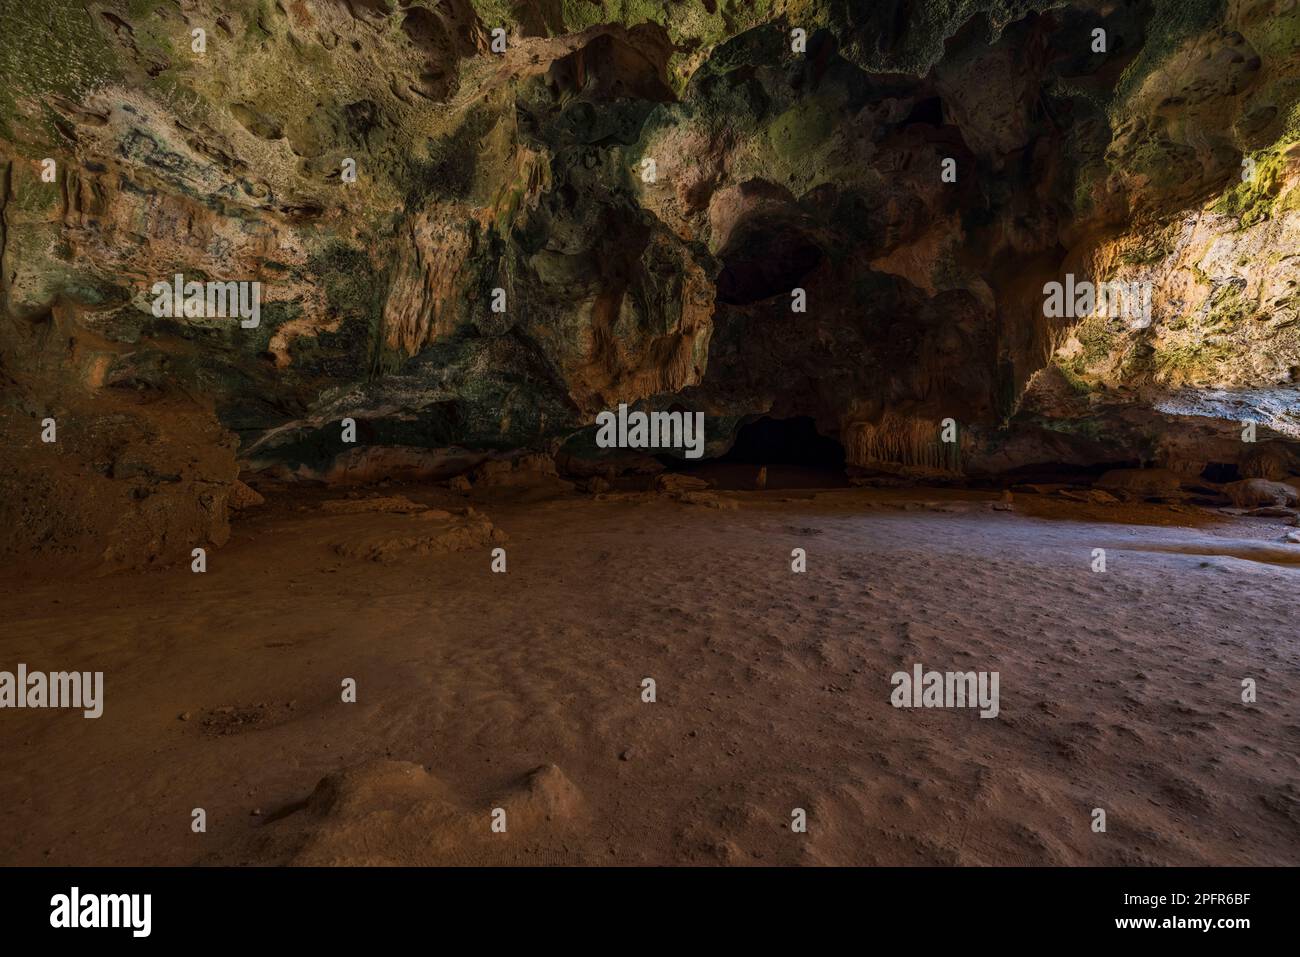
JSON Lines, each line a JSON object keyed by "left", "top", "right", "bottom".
{"left": 664, "top": 415, "right": 849, "bottom": 489}
{"left": 715, "top": 233, "right": 824, "bottom": 305}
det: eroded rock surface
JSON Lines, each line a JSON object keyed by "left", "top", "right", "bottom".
{"left": 2, "top": 1, "right": 1298, "bottom": 564}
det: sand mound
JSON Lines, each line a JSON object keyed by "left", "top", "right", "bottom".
{"left": 332, "top": 508, "right": 506, "bottom": 562}
{"left": 507, "top": 763, "right": 585, "bottom": 827}
{"left": 238, "top": 759, "right": 584, "bottom": 866}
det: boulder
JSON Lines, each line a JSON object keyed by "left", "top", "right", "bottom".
{"left": 1094, "top": 469, "right": 1184, "bottom": 501}
{"left": 1224, "top": 479, "right": 1300, "bottom": 508}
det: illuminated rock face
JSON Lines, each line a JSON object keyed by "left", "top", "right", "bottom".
{"left": 1, "top": 1, "right": 1298, "bottom": 562}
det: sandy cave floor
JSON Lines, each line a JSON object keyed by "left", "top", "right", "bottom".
{"left": 1, "top": 485, "right": 1298, "bottom": 866}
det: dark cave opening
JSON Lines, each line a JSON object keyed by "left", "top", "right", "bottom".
{"left": 903, "top": 95, "right": 945, "bottom": 126}
{"left": 716, "top": 235, "right": 824, "bottom": 305}
{"left": 726, "top": 415, "right": 848, "bottom": 467}
{"left": 1200, "top": 461, "right": 1242, "bottom": 484}
{"left": 665, "top": 415, "right": 849, "bottom": 489}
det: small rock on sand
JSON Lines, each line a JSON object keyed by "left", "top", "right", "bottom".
{"left": 656, "top": 473, "right": 712, "bottom": 493}
{"left": 228, "top": 480, "right": 266, "bottom": 510}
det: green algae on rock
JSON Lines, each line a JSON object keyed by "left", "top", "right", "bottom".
{"left": 2, "top": 0, "right": 1299, "bottom": 564}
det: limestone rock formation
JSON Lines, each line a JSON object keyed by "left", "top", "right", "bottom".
{"left": 2, "top": 0, "right": 1298, "bottom": 565}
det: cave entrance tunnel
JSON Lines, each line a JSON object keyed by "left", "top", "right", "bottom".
{"left": 712, "top": 208, "right": 821, "bottom": 304}
{"left": 715, "top": 227, "right": 825, "bottom": 306}
{"left": 661, "top": 415, "right": 849, "bottom": 490}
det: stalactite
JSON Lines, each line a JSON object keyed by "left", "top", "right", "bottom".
{"left": 844, "top": 412, "right": 970, "bottom": 472}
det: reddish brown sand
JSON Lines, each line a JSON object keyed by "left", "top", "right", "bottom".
{"left": 2, "top": 486, "right": 1298, "bottom": 866}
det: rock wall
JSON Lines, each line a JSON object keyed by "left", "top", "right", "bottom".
{"left": 1, "top": 0, "right": 1298, "bottom": 564}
